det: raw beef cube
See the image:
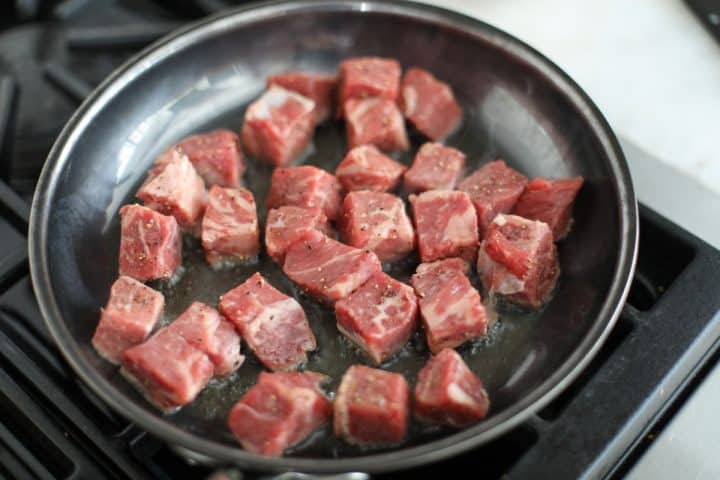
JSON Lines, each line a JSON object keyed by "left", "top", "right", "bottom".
{"left": 118, "top": 205, "right": 182, "bottom": 282}
{"left": 411, "top": 258, "right": 488, "bottom": 353}
{"left": 458, "top": 160, "right": 528, "bottom": 235}
{"left": 283, "top": 230, "right": 381, "bottom": 305}
{"left": 339, "top": 191, "right": 415, "bottom": 262}
{"left": 201, "top": 185, "right": 260, "bottom": 268}
{"left": 267, "top": 72, "right": 336, "bottom": 123}
{"left": 219, "top": 273, "right": 316, "bottom": 371}
{"left": 414, "top": 348, "right": 490, "bottom": 427}
{"left": 477, "top": 214, "right": 560, "bottom": 308}
{"left": 344, "top": 97, "right": 409, "bottom": 152}
{"left": 513, "top": 176, "right": 584, "bottom": 240}
{"left": 228, "top": 371, "right": 331, "bottom": 456}
{"left": 165, "top": 302, "right": 243, "bottom": 377}
{"left": 403, "top": 142, "right": 465, "bottom": 193}
{"left": 136, "top": 151, "right": 207, "bottom": 232}
{"left": 241, "top": 85, "right": 316, "bottom": 166}
{"left": 92, "top": 276, "right": 164, "bottom": 364}
{"left": 334, "top": 365, "right": 409, "bottom": 445}
{"left": 265, "top": 166, "right": 343, "bottom": 221}
{"left": 338, "top": 57, "right": 401, "bottom": 116}
{"left": 166, "top": 129, "right": 245, "bottom": 188}
{"left": 335, "top": 145, "right": 406, "bottom": 193}
{"left": 400, "top": 67, "right": 462, "bottom": 140}
{"left": 265, "top": 206, "right": 329, "bottom": 264}
{"left": 410, "top": 190, "right": 479, "bottom": 263}
{"left": 335, "top": 272, "right": 418, "bottom": 364}
{"left": 121, "top": 328, "right": 214, "bottom": 411}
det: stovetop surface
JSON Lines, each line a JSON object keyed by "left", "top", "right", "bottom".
{"left": 1, "top": 1, "right": 720, "bottom": 479}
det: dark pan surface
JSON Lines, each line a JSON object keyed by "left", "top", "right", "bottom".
{"left": 29, "top": 0, "right": 637, "bottom": 473}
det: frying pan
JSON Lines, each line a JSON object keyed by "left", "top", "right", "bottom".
{"left": 28, "top": 0, "right": 638, "bottom": 474}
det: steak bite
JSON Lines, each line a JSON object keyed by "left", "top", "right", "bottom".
{"left": 241, "top": 85, "right": 316, "bottom": 166}
{"left": 120, "top": 328, "right": 214, "bottom": 412}
{"left": 118, "top": 204, "right": 182, "bottom": 282}
{"left": 265, "top": 206, "right": 330, "bottom": 264}
{"left": 400, "top": 67, "right": 463, "bottom": 140}
{"left": 458, "top": 160, "right": 528, "bottom": 236}
{"left": 92, "top": 276, "right": 164, "bottom": 364}
{"left": 334, "top": 365, "right": 409, "bottom": 446}
{"left": 403, "top": 142, "right": 466, "bottom": 193}
{"left": 414, "top": 348, "right": 490, "bottom": 427}
{"left": 219, "top": 273, "right": 316, "bottom": 371}
{"left": 409, "top": 190, "right": 479, "bottom": 263}
{"left": 165, "top": 302, "right": 244, "bottom": 377}
{"left": 411, "top": 258, "right": 488, "bottom": 353}
{"left": 477, "top": 214, "right": 560, "bottom": 308}
{"left": 265, "top": 165, "right": 343, "bottom": 221}
{"left": 337, "top": 57, "right": 401, "bottom": 116}
{"left": 201, "top": 185, "right": 260, "bottom": 269}
{"left": 136, "top": 150, "right": 207, "bottom": 233}
{"left": 335, "top": 272, "right": 418, "bottom": 364}
{"left": 283, "top": 230, "right": 382, "bottom": 305}
{"left": 228, "top": 371, "right": 331, "bottom": 456}
{"left": 513, "top": 176, "right": 584, "bottom": 240}
{"left": 267, "top": 72, "right": 336, "bottom": 123}
{"left": 344, "top": 97, "right": 409, "bottom": 152}
{"left": 335, "top": 145, "right": 407, "bottom": 193}
{"left": 161, "top": 129, "right": 245, "bottom": 188}
{"left": 339, "top": 191, "right": 415, "bottom": 263}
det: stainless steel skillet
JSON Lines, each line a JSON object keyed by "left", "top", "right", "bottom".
{"left": 29, "top": 0, "right": 638, "bottom": 474}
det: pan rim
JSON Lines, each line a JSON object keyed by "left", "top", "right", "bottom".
{"left": 28, "top": 0, "right": 638, "bottom": 473}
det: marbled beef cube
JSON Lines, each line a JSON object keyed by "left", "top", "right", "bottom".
{"left": 403, "top": 142, "right": 465, "bottom": 193}
{"left": 268, "top": 72, "right": 336, "bottom": 123}
{"left": 400, "top": 67, "right": 463, "bottom": 140}
{"left": 337, "top": 57, "right": 401, "bottom": 117}
{"left": 163, "top": 129, "right": 245, "bottom": 188}
{"left": 335, "top": 145, "right": 406, "bottom": 193}
{"left": 411, "top": 258, "right": 488, "bottom": 353}
{"left": 410, "top": 190, "right": 478, "bottom": 263}
{"left": 228, "top": 371, "right": 331, "bottom": 456}
{"left": 265, "top": 166, "right": 343, "bottom": 221}
{"left": 458, "top": 160, "right": 528, "bottom": 236}
{"left": 339, "top": 191, "right": 414, "bottom": 263}
{"left": 513, "top": 177, "right": 584, "bottom": 240}
{"left": 335, "top": 272, "right": 417, "bottom": 364}
{"left": 118, "top": 205, "right": 182, "bottom": 282}
{"left": 414, "top": 348, "right": 490, "bottom": 427}
{"left": 136, "top": 150, "right": 207, "bottom": 233}
{"left": 344, "top": 97, "right": 409, "bottom": 153}
{"left": 92, "top": 276, "right": 164, "bottom": 364}
{"left": 477, "top": 214, "right": 560, "bottom": 308}
{"left": 120, "top": 328, "right": 214, "bottom": 412}
{"left": 219, "top": 273, "right": 316, "bottom": 371}
{"left": 334, "top": 365, "right": 409, "bottom": 446}
{"left": 201, "top": 185, "right": 260, "bottom": 269}
{"left": 166, "top": 301, "right": 244, "bottom": 377}
{"left": 283, "top": 230, "right": 381, "bottom": 305}
{"left": 265, "top": 206, "right": 329, "bottom": 264}
{"left": 241, "top": 85, "right": 316, "bottom": 166}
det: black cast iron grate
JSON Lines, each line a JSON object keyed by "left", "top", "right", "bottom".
{"left": 1, "top": 1, "right": 720, "bottom": 479}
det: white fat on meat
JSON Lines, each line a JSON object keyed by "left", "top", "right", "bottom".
{"left": 247, "top": 85, "right": 315, "bottom": 120}
{"left": 243, "top": 297, "right": 302, "bottom": 339}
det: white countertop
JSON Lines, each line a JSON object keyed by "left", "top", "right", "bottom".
{"left": 428, "top": 0, "right": 720, "bottom": 196}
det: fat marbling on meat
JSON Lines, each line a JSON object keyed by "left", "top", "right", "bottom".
{"left": 335, "top": 271, "right": 418, "bottom": 364}
{"left": 92, "top": 275, "right": 164, "bottom": 364}
{"left": 219, "top": 273, "right": 316, "bottom": 371}
{"left": 411, "top": 258, "right": 488, "bottom": 353}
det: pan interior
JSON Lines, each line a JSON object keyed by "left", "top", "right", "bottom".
{"left": 38, "top": 3, "right": 626, "bottom": 462}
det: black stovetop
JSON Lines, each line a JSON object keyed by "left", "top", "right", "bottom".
{"left": 2, "top": 2, "right": 720, "bottom": 479}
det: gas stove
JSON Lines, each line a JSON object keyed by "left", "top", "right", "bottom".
{"left": 1, "top": 2, "right": 720, "bottom": 479}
